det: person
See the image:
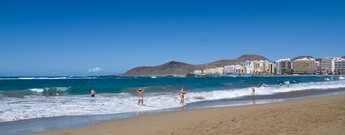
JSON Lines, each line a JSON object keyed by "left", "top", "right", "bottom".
{"left": 178, "top": 86, "right": 186, "bottom": 105}
{"left": 251, "top": 85, "right": 255, "bottom": 95}
{"left": 260, "top": 82, "right": 265, "bottom": 87}
{"left": 91, "top": 88, "right": 96, "bottom": 97}
{"left": 55, "top": 91, "right": 60, "bottom": 96}
{"left": 137, "top": 88, "right": 144, "bottom": 106}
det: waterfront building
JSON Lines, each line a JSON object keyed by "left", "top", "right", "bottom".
{"left": 224, "top": 65, "right": 243, "bottom": 74}
{"left": 243, "top": 61, "right": 255, "bottom": 74}
{"left": 334, "top": 57, "right": 345, "bottom": 74}
{"left": 315, "top": 58, "right": 322, "bottom": 74}
{"left": 203, "top": 67, "right": 224, "bottom": 75}
{"left": 320, "top": 57, "right": 335, "bottom": 75}
{"left": 258, "top": 60, "right": 267, "bottom": 74}
{"left": 253, "top": 61, "right": 261, "bottom": 74}
{"left": 275, "top": 58, "right": 292, "bottom": 75}
{"left": 292, "top": 56, "right": 316, "bottom": 74}
{"left": 243, "top": 60, "right": 273, "bottom": 75}
{"left": 266, "top": 62, "right": 276, "bottom": 74}
{"left": 193, "top": 70, "right": 203, "bottom": 75}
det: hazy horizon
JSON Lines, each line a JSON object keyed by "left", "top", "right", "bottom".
{"left": 1, "top": 0, "right": 344, "bottom": 76}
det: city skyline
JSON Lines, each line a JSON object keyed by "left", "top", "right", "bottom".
{"left": 1, "top": 0, "right": 345, "bottom": 76}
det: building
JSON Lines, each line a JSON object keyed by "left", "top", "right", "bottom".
{"left": 193, "top": 70, "right": 203, "bottom": 75}
{"left": 243, "top": 60, "right": 273, "bottom": 75}
{"left": 243, "top": 61, "right": 255, "bottom": 74}
{"left": 253, "top": 61, "right": 261, "bottom": 74}
{"left": 334, "top": 57, "right": 345, "bottom": 74}
{"left": 258, "top": 60, "right": 268, "bottom": 74}
{"left": 203, "top": 67, "right": 224, "bottom": 75}
{"left": 320, "top": 57, "right": 335, "bottom": 75}
{"left": 224, "top": 65, "right": 243, "bottom": 74}
{"left": 266, "top": 62, "right": 276, "bottom": 74}
{"left": 292, "top": 56, "right": 316, "bottom": 74}
{"left": 275, "top": 58, "right": 292, "bottom": 75}
{"left": 315, "top": 58, "right": 322, "bottom": 74}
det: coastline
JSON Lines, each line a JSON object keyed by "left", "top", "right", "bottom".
{"left": 115, "top": 74, "right": 345, "bottom": 77}
{"left": 32, "top": 92, "right": 345, "bottom": 135}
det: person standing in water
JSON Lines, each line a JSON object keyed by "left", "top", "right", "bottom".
{"left": 137, "top": 88, "right": 144, "bottom": 106}
{"left": 251, "top": 85, "right": 255, "bottom": 96}
{"left": 179, "top": 86, "right": 186, "bottom": 105}
{"left": 55, "top": 91, "right": 60, "bottom": 96}
{"left": 91, "top": 88, "right": 96, "bottom": 97}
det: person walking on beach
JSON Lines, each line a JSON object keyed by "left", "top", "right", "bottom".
{"left": 179, "top": 86, "right": 186, "bottom": 105}
{"left": 91, "top": 88, "right": 96, "bottom": 97}
{"left": 137, "top": 88, "right": 144, "bottom": 106}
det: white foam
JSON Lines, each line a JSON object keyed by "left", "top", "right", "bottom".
{"left": 339, "top": 76, "right": 345, "bottom": 80}
{"left": 29, "top": 88, "right": 44, "bottom": 93}
{"left": 28, "top": 87, "right": 70, "bottom": 93}
{"left": 1, "top": 80, "right": 345, "bottom": 122}
{"left": 54, "top": 87, "right": 69, "bottom": 91}
{"left": 18, "top": 77, "right": 67, "bottom": 80}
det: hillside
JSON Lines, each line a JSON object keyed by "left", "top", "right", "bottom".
{"left": 122, "top": 61, "right": 202, "bottom": 76}
{"left": 120, "top": 54, "right": 269, "bottom": 76}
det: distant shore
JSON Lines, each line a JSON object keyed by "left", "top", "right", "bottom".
{"left": 33, "top": 93, "right": 345, "bottom": 135}
{"left": 114, "top": 74, "right": 345, "bottom": 77}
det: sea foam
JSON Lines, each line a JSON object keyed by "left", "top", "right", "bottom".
{"left": 29, "top": 88, "right": 44, "bottom": 93}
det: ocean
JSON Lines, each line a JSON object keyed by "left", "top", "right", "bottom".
{"left": 1, "top": 75, "right": 345, "bottom": 123}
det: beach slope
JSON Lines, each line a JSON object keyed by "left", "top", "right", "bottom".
{"left": 33, "top": 94, "right": 345, "bottom": 135}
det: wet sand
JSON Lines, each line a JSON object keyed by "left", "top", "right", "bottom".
{"left": 33, "top": 94, "right": 345, "bottom": 135}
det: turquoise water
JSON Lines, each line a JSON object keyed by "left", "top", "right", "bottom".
{"left": 0, "top": 76, "right": 339, "bottom": 96}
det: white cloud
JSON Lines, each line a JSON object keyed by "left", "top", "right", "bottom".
{"left": 88, "top": 67, "right": 103, "bottom": 73}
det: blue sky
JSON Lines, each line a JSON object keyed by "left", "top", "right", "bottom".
{"left": 0, "top": 0, "right": 344, "bottom": 76}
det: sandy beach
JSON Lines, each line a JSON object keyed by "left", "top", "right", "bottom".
{"left": 32, "top": 94, "right": 345, "bottom": 135}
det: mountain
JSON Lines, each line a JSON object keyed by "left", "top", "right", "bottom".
{"left": 201, "top": 54, "right": 268, "bottom": 68}
{"left": 120, "top": 54, "right": 269, "bottom": 76}
{"left": 234, "top": 54, "right": 268, "bottom": 62}
{"left": 122, "top": 61, "right": 202, "bottom": 76}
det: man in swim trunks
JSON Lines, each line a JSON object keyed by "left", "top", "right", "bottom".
{"left": 179, "top": 86, "right": 186, "bottom": 105}
{"left": 91, "top": 88, "right": 96, "bottom": 97}
{"left": 137, "top": 88, "right": 144, "bottom": 106}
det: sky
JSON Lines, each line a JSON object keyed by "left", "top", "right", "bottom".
{"left": 0, "top": 0, "right": 344, "bottom": 76}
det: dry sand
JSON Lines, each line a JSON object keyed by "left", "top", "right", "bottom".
{"left": 33, "top": 94, "right": 345, "bottom": 135}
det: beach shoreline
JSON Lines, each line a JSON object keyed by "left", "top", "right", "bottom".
{"left": 32, "top": 93, "right": 345, "bottom": 135}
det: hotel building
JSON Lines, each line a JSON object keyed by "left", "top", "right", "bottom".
{"left": 334, "top": 57, "right": 345, "bottom": 74}
{"left": 224, "top": 65, "right": 243, "bottom": 74}
{"left": 276, "top": 58, "right": 292, "bottom": 75}
{"left": 321, "top": 57, "right": 335, "bottom": 75}
{"left": 292, "top": 56, "right": 316, "bottom": 74}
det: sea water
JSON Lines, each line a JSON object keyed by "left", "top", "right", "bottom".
{"left": 1, "top": 75, "right": 345, "bottom": 122}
